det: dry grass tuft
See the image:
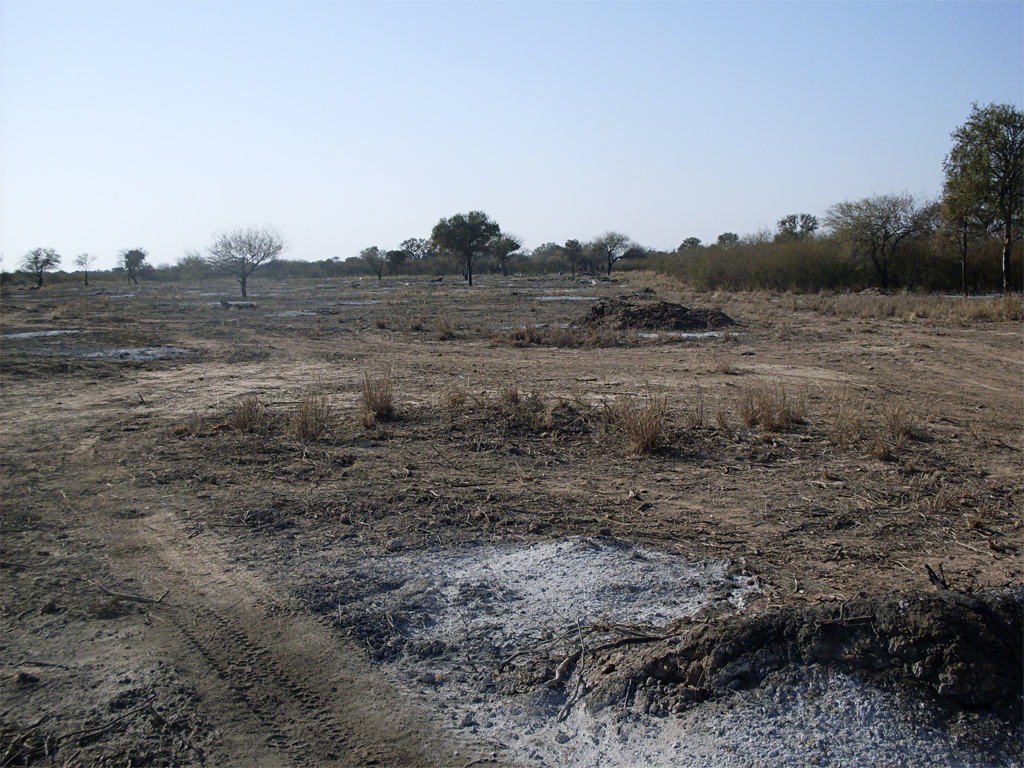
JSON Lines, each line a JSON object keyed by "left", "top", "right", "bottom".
{"left": 738, "top": 381, "right": 805, "bottom": 432}
{"left": 682, "top": 383, "right": 706, "bottom": 429}
{"left": 228, "top": 395, "right": 268, "bottom": 434}
{"left": 436, "top": 316, "right": 455, "bottom": 340}
{"left": 609, "top": 393, "right": 668, "bottom": 454}
{"left": 360, "top": 367, "right": 397, "bottom": 427}
{"left": 291, "top": 393, "right": 334, "bottom": 442}
{"left": 883, "top": 402, "right": 922, "bottom": 448}
{"left": 826, "top": 386, "right": 866, "bottom": 448}
{"left": 172, "top": 410, "right": 205, "bottom": 437}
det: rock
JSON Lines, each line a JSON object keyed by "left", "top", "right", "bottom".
{"left": 386, "top": 539, "right": 404, "bottom": 552}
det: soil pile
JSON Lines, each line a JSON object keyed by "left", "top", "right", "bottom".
{"left": 584, "top": 588, "right": 1023, "bottom": 720}
{"left": 577, "top": 293, "right": 736, "bottom": 332}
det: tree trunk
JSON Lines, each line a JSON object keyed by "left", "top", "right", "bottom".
{"left": 466, "top": 256, "right": 473, "bottom": 286}
{"left": 1003, "top": 221, "right": 1013, "bottom": 294}
{"left": 239, "top": 275, "right": 248, "bottom": 297}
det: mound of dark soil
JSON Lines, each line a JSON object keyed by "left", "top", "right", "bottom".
{"left": 586, "top": 588, "right": 1022, "bottom": 718}
{"left": 578, "top": 295, "right": 736, "bottom": 332}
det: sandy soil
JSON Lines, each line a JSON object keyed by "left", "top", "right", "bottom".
{"left": 1, "top": 274, "right": 1021, "bottom": 766}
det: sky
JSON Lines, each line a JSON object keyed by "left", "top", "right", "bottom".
{"left": 2, "top": 1, "right": 1022, "bottom": 271}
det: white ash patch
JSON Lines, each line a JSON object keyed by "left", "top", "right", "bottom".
{"left": 313, "top": 537, "right": 1018, "bottom": 767}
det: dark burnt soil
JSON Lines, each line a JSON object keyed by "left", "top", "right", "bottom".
{"left": 578, "top": 294, "right": 736, "bottom": 331}
{"left": 577, "top": 589, "right": 1023, "bottom": 722}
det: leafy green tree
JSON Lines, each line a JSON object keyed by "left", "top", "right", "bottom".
{"left": 430, "top": 211, "right": 501, "bottom": 286}
{"left": 204, "top": 226, "right": 286, "bottom": 297}
{"left": 360, "top": 246, "right": 387, "bottom": 280}
{"left": 120, "top": 248, "right": 148, "bottom": 284}
{"left": 73, "top": 253, "right": 97, "bottom": 286}
{"left": 400, "top": 238, "right": 435, "bottom": 261}
{"left": 21, "top": 248, "right": 61, "bottom": 288}
{"left": 824, "top": 193, "right": 935, "bottom": 291}
{"left": 591, "top": 231, "right": 633, "bottom": 275}
{"left": 490, "top": 235, "right": 523, "bottom": 277}
{"left": 943, "top": 102, "right": 1024, "bottom": 293}
{"left": 562, "top": 239, "right": 584, "bottom": 275}
{"left": 386, "top": 249, "right": 407, "bottom": 277}
{"left": 775, "top": 214, "right": 819, "bottom": 242}
{"left": 679, "top": 237, "right": 703, "bottom": 251}
{"left": 717, "top": 232, "right": 740, "bottom": 247}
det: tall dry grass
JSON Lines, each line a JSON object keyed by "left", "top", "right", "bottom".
{"left": 359, "top": 367, "right": 397, "bottom": 427}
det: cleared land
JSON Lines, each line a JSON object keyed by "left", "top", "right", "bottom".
{"left": 1, "top": 274, "right": 1021, "bottom": 767}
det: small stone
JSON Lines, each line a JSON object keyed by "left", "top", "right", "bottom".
{"left": 419, "top": 672, "right": 437, "bottom": 684}
{"left": 386, "top": 539, "right": 404, "bottom": 552}
{"left": 460, "top": 712, "right": 475, "bottom": 727}
{"left": 555, "top": 732, "right": 570, "bottom": 744}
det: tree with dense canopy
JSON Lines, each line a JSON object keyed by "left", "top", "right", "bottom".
{"left": 359, "top": 246, "right": 386, "bottom": 280}
{"left": 204, "top": 226, "right": 286, "bottom": 297}
{"left": 775, "top": 214, "right": 819, "bottom": 242}
{"left": 21, "top": 248, "right": 61, "bottom": 288}
{"left": 591, "top": 231, "right": 633, "bottom": 275}
{"left": 120, "top": 248, "right": 148, "bottom": 284}
{"left": 430, "top": 211, "right": 501, "bottom": 286}
{"left": 679, "top": 237, "right": 703, "bottom": 251}
{"left": 825, "top": 193, "right": 936, "bottom": 291}
{"left": 561, "top": 239, "right": 585, "bottom": 276}
{"left": 385, "top": 249, "right": 407, "bottom": 277}
{"left": 943, "top": 102, "right": 1024, "bottom": 293}
{"left": 490, "top": 235, "right": 523, "bottom": 277}
{"left": 717, "top": 232, "right": 740, "bottom": 247}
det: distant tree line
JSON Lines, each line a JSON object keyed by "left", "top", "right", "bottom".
{"left": 7, "top": 103, "right": 1019, "bottom": 295}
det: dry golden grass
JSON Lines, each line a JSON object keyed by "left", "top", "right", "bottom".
{"left": 608, "top": 393, "right": 668, "bottom": 454}
{"left": 290, "top": 393, "right": 334, "bottom": 442}
{"left": 359, "top": 367, "right": 397, "bottom": 427}
{"left": 804, "top": 292, "right": 1023, "bottom": 323}
{"left": 436, "top": 316, "right": 455, "bottom": 340}
{"left": 228, "top": 395, "right": 267, "bottom": 433}
{"left": 825, "top": 386, "right": 866, "bottom": 449}
{"left": 737, "top": 381, "right": 805, "bottom": 432}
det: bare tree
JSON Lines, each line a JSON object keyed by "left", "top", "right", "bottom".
{"left": 20, "top": 248, "right": 61, "bottom": 288}
{"left": 825, "top": 193, "right": 935, "bottom": 291}
{"left": 73, "top": 253, "right": 97, "bottom": 286}
{"left": 591, "top": 231, "right": 633, "bottom": 275}
{"left": 205, "top": 226, "right": 286, "bottom": 297}
{"left": 120, "top": 248, "right": 148, "bottom": 284}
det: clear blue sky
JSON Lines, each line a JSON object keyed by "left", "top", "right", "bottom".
{"left": 2, "top": 1, "right": 1021, "bottom": 271}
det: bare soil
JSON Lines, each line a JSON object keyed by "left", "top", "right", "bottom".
{"left": 1, "top": 274, "right": 1021, "bottom": 766}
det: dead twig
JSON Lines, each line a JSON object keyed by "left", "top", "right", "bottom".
{"left": 85, "top": 580, "right": 169, "bottom": 605}
{"left": 61, "top": 695, "right": 157, "bottom": 746}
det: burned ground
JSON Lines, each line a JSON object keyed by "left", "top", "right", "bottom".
{"left": 1, "top": 274, "right": 1021, "bottom": 766}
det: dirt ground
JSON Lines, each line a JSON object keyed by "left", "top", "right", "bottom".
{"left": 1, "top": 273, "right": 1021, "bottom": 766}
